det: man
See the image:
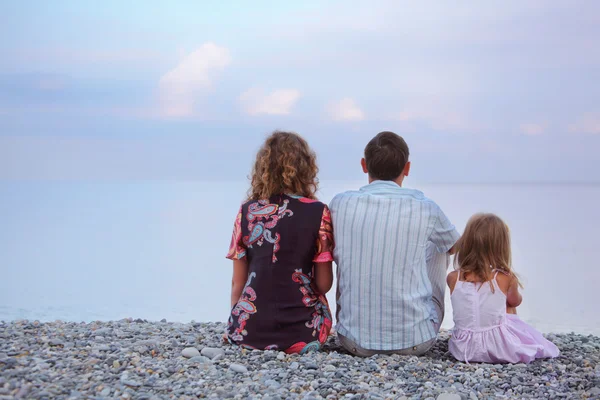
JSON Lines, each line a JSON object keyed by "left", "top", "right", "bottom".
{"left": 330, "top": 131, "right": 460, "bottom": 356}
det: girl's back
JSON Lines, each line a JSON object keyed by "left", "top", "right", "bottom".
{"left": 450, "top": 271, "right": 506, "bottom": 332}
{"left": 449, "top": 269, "right": 559, "bottom": 363}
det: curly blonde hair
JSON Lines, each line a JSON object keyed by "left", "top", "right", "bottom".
{"left": 248, "top": 131, "right": 319, "bottom": 201}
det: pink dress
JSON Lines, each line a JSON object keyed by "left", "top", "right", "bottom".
{"left": 449, "top": 271, "right": 560, "bottom": 363}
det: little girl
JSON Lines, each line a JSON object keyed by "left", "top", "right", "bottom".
{"left": 447, "top": 213, "right": 559, "bottom": 364}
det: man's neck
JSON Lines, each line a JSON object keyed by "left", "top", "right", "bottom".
{"left": 368, "top": 177, "right": 404, "bottom": 186}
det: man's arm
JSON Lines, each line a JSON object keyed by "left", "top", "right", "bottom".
{"left": 430, "top": 205, "right": 461, "bottom": 254}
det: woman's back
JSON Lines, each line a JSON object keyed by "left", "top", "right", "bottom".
{"left": 226, "top": 194, "right": 333, "bottom": 352}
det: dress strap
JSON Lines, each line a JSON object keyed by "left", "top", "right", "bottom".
{"left": 492, "top": 270, "right": 501, "bottom": 288}
{"left": 455, "top": 270, "right": 461, "bottom": 284}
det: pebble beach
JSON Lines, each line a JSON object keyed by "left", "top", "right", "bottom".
{"left": 1, "top": 320, "right": 598, "bottom": 400}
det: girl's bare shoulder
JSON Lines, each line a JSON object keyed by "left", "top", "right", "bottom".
{"left": 495, "top": 271, "right": 513, "bottom": 294}
{"left": 447, "top": 270, "right": 459, "bottom": 292}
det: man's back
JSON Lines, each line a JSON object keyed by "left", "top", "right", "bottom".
{"left": 330, "top": 180, "right": 459, "bottom": 350}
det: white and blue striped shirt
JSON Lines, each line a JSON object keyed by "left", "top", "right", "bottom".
{"left": 330, "top": 180, "right": 460, "bottom": 350}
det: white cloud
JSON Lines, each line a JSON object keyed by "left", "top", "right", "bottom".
{"left": 158, "top": 43, "right": 231, "bottom": 117}
{"left": 328, "top": 98, "right": 365, "bottom": 121}
{"left": 520, "top": 123, "right": 545, "bottom": 136}
{"left": 239, "top": 88, "right": 300, "bottom": 116}
{"left": 569, "top": 113, "right": 600, "bottom": 135}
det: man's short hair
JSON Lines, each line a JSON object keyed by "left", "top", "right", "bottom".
{"left": 364, "top": 131, "right": 410, "bottom": 181}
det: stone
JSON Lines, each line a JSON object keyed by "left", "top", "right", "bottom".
{"left": 437, "top": 394, "right": 461, "bottom": 400}
{"left": 201, "top": 347, "right": 225, "bottom": 360}
{"left": 95, "top": 328, "right": 112, "bottom": 336}
{"left": 229, "top": 363, "right": 248, "bottom": 373}
{"left": 122, "top": 379, "right": 142, "bottom": 387}
{"left": 14, "top": 385, "right": 30, "bottom": 399}
{"left": 189, "top": 355, "right": 211, "bottom": 364}
{"left": 181, "top": 347, "right": 201, "bottom": 358}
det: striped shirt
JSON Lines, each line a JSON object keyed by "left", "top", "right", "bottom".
{"left": 330, "top": 180, "right": 460, "bottom": 350}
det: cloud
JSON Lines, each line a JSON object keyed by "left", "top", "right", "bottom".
{"left": 520, "top": 123, "right": 545, "bottom": 136}
{"left": 238, "top": 88, "right": 300, "bottom": 116}
{"left": 328, "top": 98, "right": 365, "bottom": 121}
{"left": 569, "top": 113, "right": 600, "bottom": 135}
{"left": 158, "top": 43, "right": 231, "bottom": 117}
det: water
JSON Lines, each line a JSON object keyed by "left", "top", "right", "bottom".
{"left": 1, "top": 181, "right": 598, "bottom": 335}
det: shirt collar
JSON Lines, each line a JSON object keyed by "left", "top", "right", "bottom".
{"left": 359, "top": 180, "right": 424, "bottom": 198}
{"left": 360, "top": 180, "right": 401, "bottom": 190}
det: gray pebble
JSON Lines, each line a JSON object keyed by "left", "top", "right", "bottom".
{"left": 437, "top": 394, "right": 461, "bottom": 400}
{"left": 201, "top": 347, "right": 225, "bottom": 359}
{"left": 181, "top": 347, "right": 201, "bottom": 358}
{"left": 122, "top": 379, "right": 142, "bottom": 387}
{"left": 229, "top": 363, "right": 248, "bottom": 373}
{"left": 14, "top": 385, "right": 31, "bottom": 399}
{"left": 188, "top": 355, "right": 211, "bottom": 364}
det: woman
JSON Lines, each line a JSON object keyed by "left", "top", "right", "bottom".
{"left": 225, "top": 131, "right": 333, "bottom": 353}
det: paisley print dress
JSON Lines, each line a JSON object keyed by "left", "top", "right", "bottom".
{"left": 225, "top": 194, "right": 334, "bottom": 353}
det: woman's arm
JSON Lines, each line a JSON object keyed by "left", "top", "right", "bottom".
{"left": 314, "top": 262, "right": 333, "bottom": 294}
{"left": 313, "top": 205, "right": 334, "bottom": 295}
{"left": 231, "top": 258, "right": 249, "bottom": 308}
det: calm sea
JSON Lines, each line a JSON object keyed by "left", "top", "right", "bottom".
{"left": 1, "top": 181, "right": 598, "bottom": 335}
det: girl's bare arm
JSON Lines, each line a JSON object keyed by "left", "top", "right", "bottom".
{"left": 506, "top": 275, "right": 523, "bottom": 308}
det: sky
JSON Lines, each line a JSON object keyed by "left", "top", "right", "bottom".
{"left": 1, "top": 1, "right": 599, "bottom": 183}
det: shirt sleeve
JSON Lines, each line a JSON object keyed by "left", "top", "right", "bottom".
{"left": 226, "top": 206, "right": 247, "bottom": 260}
{"left": 430, "top": 205, "right": 460, "bottom": 253}
{"left": 313, "top": 204, "right": 334, "bottom": 263}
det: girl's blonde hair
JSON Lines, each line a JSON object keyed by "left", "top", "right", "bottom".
{"left": 454, "top": 213, "right": 522, "bottom": 288}
{"left": 248, "top": 131, "right": 319, "bottom": 201}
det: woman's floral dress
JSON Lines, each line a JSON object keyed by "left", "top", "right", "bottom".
{"left": 225, "top": 194, "right": 334, "bottom": 353}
